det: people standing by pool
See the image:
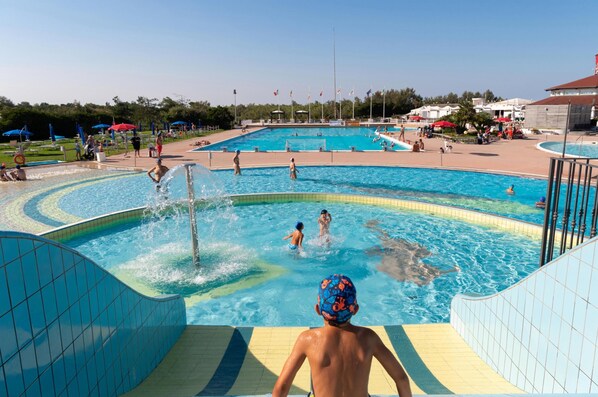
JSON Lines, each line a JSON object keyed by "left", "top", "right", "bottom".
{"left": 283, "top": 222, "right": 304, "bottom": 251}
{"left": 272, "top": 274, "right": 412, "bottom": 397}
{"left": 289, "top": 158, "right": 298, "bottom": 180}
{"left": 156, "top": 132, "right": 164, "bottom": 158}
{"left": 74, "top": 139, "right": 82, "bottom": 161}
{"left": 318, "top": 209, "right": 332, "bottom": 241}
{"left": 131, "top": 131, "right": 141, "bottom": 158}
{"left": 399, "top": 124, "right": 405, "bottom": 141}
{"left": 233, "top": 150, "right": 241, "bottom": 175}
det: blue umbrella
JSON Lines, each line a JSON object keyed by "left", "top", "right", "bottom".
{"left": 92, "top": 124, "right": 111, "bottom": 129}
{"left": 2, "top": 129, "right": 33, "bottom": 140}
{"left": 49, "top": 123, "right": 55, "bottom": 142}
{"left": 171, "top": 121, "right": 186, "bottom": 125}
{"left": 77, "top": 125, "right": 85, "bottom": 142}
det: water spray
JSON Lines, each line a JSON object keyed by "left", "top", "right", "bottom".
{"left": 184, "top": 163, "right": 200, "bottom": 267}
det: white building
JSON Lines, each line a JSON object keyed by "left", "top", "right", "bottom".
{"left": 474, "top": 98, "right": 532, "bottom": 120}
{"left": 409, "top": 104, "right": 460, "bottom": 120}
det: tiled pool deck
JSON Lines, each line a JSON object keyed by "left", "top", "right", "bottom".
{"left": 123, "top": 324, "right": 522, "bottom": 397}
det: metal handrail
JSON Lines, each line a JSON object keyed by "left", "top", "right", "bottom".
{"left": 540, "top": 157, "right": 598, "bottom": 266}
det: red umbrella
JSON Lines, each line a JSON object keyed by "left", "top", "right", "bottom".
{"left": 495, "top": 117, "right": 511, "bottom": 123}
{"left": 409, "top": 115, "right": 424, "bottom": 121}
{"left": 432, "top": 120, "right": 457, "bottom": 128}
{"left": 109, "top": 123, "right": 137, "bottom": 131}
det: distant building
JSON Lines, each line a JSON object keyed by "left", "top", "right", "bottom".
{"left": 474, "top": 98, "right": 532, "bottom": 120}
{"left": 409, "top": 104, "right": 460, "bottom": 120}
{"left": 525, "top": 54, "right": 598, "bottom": 132}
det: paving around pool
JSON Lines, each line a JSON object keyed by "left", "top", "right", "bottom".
{"left": 0, "top": 129, "right": 596, "bottom": 397}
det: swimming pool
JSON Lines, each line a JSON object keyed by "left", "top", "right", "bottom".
{"left": 193, "top": 127, "right": 409, "bottom": 152}
{"left": 66, "top": 200, "right": 540, "bottom": 326}
{"left": 56, "top": 166, "right": 550, "bottom": 225}
{"left": 537, "top": 140, "right": 598, "bottom": 158}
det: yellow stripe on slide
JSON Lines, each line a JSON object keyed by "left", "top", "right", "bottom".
{"left": 402, "top": 324, "right": 523, "bottom": 394}
{"left": 368, "top": 326, "right": 425, "bottom": 395}
{"left": 228, "top": 327, "right": 310, "bottom": 396}
{"left": 123, "top": 326, "right": 235, "bottom": 397}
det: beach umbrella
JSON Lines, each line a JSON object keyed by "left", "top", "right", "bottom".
{"left": 77, "top": 125, "right": 85, "bottom": 142}
{"left": 171, "top": 121, "right": 186, "bottom": 126}
{"left": 409, "top": 115, "right": 424, "bottom": 121}
{"left": 431, "top": 121, "right": 457, "bottom": 128}
{"left": 109, "top": 123, "right": 137, "bottom": 131}
{"left": 49, "top": 123, "right": 55, "bottom": 142}
{"left": 495, "top": 117, "right": 512, "bottom": 123}
{"left": 2, "top": 128, "right": 33, "bottom": 141}
{"left": 92, "top": 124, "right": 111, "bottom": 129}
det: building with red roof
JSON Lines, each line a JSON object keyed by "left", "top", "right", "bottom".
{"left": 525, "top": 55, "right": 597, "bottom": 132}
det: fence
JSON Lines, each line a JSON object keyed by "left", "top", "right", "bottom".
{"left": 540, "top": 157, "right": 598, "bottom": 266}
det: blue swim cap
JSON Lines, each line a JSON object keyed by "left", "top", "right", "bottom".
{"left": 318, "top": 274, "right": 358, "bottom": 324}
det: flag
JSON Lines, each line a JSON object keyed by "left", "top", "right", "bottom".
{"left": 274, "top": 89, "right": 279, "bottom": 96}
{"left": 289, "top": 90, "right": 293, "bottom": 98}
{"left": 233, "top": 89, "right": 237, "bottom": 95}
{"left": 366, "top": 89, "right": 372, "bottom": 97}
{"left": 319, "top": 90, "right": 323, "bottom": 97}
{"left": 349, "top": 89, "right": 354, "bottom": 96}
{"left": 308, "top": 95, "right": 311, "bottom": 101}
{"left": 337, "top": 89, "right": 341, "bottom": 95}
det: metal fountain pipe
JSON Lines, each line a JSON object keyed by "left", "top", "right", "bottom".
{"left": 184, "top": 163, "right": 200, "bottom": 267}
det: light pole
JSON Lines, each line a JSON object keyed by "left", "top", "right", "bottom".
{"left": 233, "top": 89, "right": 237, "bottom": 126}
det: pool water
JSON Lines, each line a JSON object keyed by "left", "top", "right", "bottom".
{"left": 193, "top": 127, "right": 409, "bottom": 152}
{"left": 58, "top": 166, "right": 551, "bottom": 225}
{"left": 538, "top": 141, "right": 598, "bottom": 158}
{"left": 66, "top": 201, "right": 540, "bottom": 326}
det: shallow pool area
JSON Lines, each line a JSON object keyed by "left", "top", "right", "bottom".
{"left": 65, "top": 200, "right": 540, "bottom": 326}
{"left": 537, "top": 140, "right": 598, "bottom": 157}
{"left": 193, "top": 127, "right": 409, "bottom": 152}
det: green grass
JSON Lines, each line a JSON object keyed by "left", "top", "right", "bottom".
{"left": 0, "top": 129, "right": 222, "bottom": 167}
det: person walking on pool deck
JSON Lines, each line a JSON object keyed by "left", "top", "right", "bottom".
{"left": 289, "top": 157, "right": 298, "bottom": 179}
{"left": 131, "top": 131, "right": 141, "bottom": 158}
{"left": 272, "top": 274, "right": 412, "bottom": 397}
{"left": 156, "top": 132, "right": 164, "bottom": 158}
{"left": 283, "top": 222, "right": 304, "bottom": 250}
{"left": 233, "top": 150, "right": 241, "bottom": 175}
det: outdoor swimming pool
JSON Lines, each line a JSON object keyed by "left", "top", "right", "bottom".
{"left": 537, "top": 140, "right": 598, "bottom": 158}
{"left": 0, "top": 165, "right": 556, "bottom": 234}
{"left": 193, "top": 127, "right": 410, "bottom": 152}
{"left": 55, "top": 166, "right": 550, "bottom": 225}
{"left": 66, "top": 200, "right": 540, "bottom": 326}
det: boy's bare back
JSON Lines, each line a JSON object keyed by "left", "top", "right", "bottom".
{"left": 272, "top": 274, "right": 411, "bottom": 397}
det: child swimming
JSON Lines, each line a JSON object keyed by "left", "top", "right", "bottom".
{"left": 318, "top": 209, "right": 332, "bottom": 240}
{"left": 283, "top": 222, "right": 304, "bottom": 250}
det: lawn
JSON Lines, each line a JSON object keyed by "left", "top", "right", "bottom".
{"left": 0, "top": 129, "right": 222, "bottom": 167}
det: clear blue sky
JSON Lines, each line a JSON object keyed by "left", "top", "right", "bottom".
{"left": 1, "top": 0, "right": 597, "bottom": 106}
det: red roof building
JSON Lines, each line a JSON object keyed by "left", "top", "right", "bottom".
{"left": 525, "top": 55, "right": 597, "bottom": 132}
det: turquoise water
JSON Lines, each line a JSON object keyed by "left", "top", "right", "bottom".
{"left": 538, "top": 141, "right": 598, "bottom": 158}
{"left": 57, "top": 166, "right": 549, "bottom": 225}
{"left": 193, "top": 127, "right": 409, "bottom": 152}
{"left": 66, "top": 201, "right": 540, "bottom": 326}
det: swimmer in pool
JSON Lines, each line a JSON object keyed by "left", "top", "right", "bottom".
{"left": 318, "top": 209, "right": 332, "bottom": 241}
{"left": 506, "top": 184, "right": 515, "bottom": 195}
{"left": 283, "top": 222, "right": 304, "bottom": 250}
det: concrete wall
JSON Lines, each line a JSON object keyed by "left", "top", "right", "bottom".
{"left": 525, "top": 104, "right": 592, "bottom": 131}
{"left": 0, "top": 231, "right": 186, "bottom": 396}
{"left": 451, "top": 235, "right": 598, "bottom": 394}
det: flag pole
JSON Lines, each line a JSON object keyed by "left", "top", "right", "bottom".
{"left": 382, "top": 88, "right": 386, "bottom": 121}
{"left": 308, "top": 92, "right": 311, "bottom": 123}
{"left": 369, "top": 88, "right": 373, "bottom": 121}
{"left": 234, "top": 89, "right": 237, "bottom": 126}
{"left": 290, "top": 91, "right": 294, "bottom": 123}
{"left": 333, "top": 27, "right": 337, "bottom": 120}
{"left": 351, "top": 88, "right": 355, "bottom": 120}
{"left": 339, "top": 90, "right": 342, "bottom": 120}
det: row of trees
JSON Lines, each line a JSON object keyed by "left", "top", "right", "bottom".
{"left": 0, "top": 89, "right": 503, "bottom": 138}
